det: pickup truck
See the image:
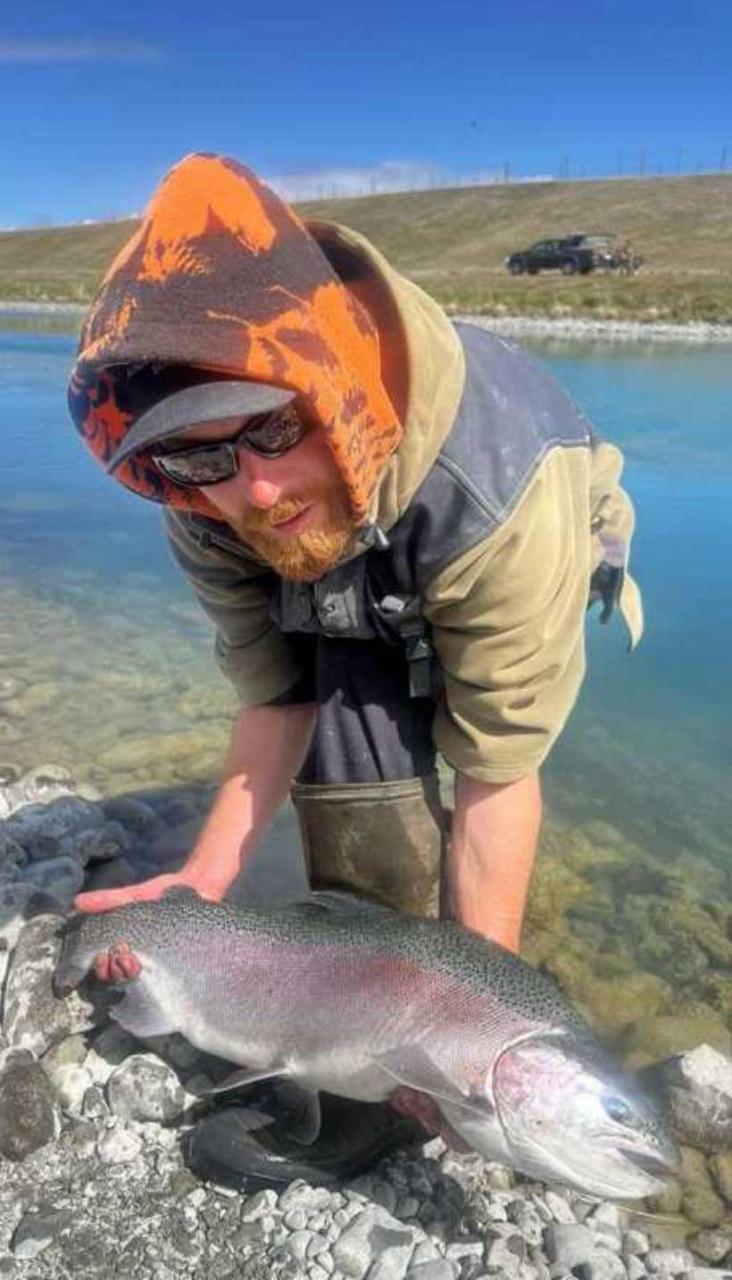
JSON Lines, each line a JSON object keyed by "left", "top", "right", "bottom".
{"left": 506, "top": 234, "right": 641, "bottom": 276}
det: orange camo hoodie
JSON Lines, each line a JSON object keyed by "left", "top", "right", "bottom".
{"left": 67, "top": 153, "right": 402, "bottom": 523}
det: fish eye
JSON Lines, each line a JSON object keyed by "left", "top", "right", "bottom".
{"left": 602, "top": 1094, "right": 635, "bottom": 1126}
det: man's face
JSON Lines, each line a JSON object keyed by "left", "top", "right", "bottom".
{"left": 159, "top": 416, "right": 354, "bottom": 581}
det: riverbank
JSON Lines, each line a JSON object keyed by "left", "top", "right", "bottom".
{"left": 3, "top": 299, "right": 732, "bottom": 345}
{"left": 459, "top": 313, "right": 732, "bottom": 345}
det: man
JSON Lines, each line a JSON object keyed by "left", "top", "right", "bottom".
{"left": 67, "top": 152, "right": 642, "bottom": 1179}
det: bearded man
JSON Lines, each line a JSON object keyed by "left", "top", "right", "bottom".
{"left": 67, "top": 152, "right": 642, "bottom": 1181}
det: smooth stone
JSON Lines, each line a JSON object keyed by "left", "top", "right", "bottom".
{"left": 688, "top": 1228, "right": 732, "bottom": 1263}
{"left": 621, "top": 1229, "right": 649, "bottom": 1257}
{"left": 40, "top": 1033, "right": 89, "bottom": 1073}
{"left": 10, "top": 1207, "right": 73, "bottom": 1259}
{"left": 571, "top": 1256, "right": 627, "bottom": 1280}
{"left": 0, "top": 833, "right": 26, "bottom": 870}
{"left": 0, "top": 1047, "right": 60, "bottom": 1160}
{"left": 6, "top": 794, "right": 101, "bottom": 840}
{"left": 81, "top": 856, "right": 137, "bottom": 893}
{"left": 102, "top": 796, "right": 161, "bottom": 836}
{"left": 708, "top": 1151, "right": 732, "bottom": 1203}
{"left": 46, "top": 1063, "right": 94, "bottom": 1116}
{"left": 63, "top": 822, "right": 132, "bottom": 865}
{"left": 3, "top": 914, "right": 96, "bottom": 1055}
{"left": 106, "top": 1053, "right": 187, "bottom": 1122}
{"left": 406, "top": 1263, "right": 458, "bottom": 1280}
{"left": 644, "top": 1246, "right": 695, "bottom": 1273}
{"left": 661, "top": 1044, "right": 732, "bottom": 1152}
{"left": 620, "top": 1017, "right": 732, "bottom": 1070}
{"left": 332, "top": 1207, "right": 420, "bottom": 1280}
{"left": 484, "top": 1233, "right": 526, "bottom": 1276}
{"left": 543, "top": 1191, "right": 577, "bottom": 1224}
{"left": 22, "top": 855, "right": 85, "bottom": 904}
{"left": 682, "top": 1186, "right": 726, "bottom": 1227}
{"left": 96, "top": 1125, "right": 144, "bottom": 1164}
{"left": 0, "top": 883, "right": 35, "bottom": 928}
{"left": 543, "top": 1223, "right": 595, "bottom": 1270}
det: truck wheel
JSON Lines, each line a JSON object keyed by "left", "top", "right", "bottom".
{"left": 509, "top": 261, "right": 524, "bottom": 276}
{"left": 527, "top": 267, "right": 539, "bottom": 275}
{"left": 560, "top": 259, "right": 577, "bottom": 275}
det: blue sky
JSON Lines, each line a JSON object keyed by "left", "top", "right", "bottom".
{"left": 2, "top": 0, "right": 730, "bottom": 227}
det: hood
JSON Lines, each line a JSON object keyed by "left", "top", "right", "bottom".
{"left": 67, "top": 152, "right": 402, "bottom": 523}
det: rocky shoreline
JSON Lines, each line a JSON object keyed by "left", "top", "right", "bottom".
{"left": 2, "top": 768, "right": 732, "bottom": 1277}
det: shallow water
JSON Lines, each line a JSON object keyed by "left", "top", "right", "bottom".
{"left": 2, "top": 314, "right": 732, "bottom": 1029}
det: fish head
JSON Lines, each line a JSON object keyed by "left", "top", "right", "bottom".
{"left": 484, "top": 1030, "right": 679, "bottom": 1199}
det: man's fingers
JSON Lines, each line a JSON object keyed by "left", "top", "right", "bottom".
{"left": 74, "top": 874, "right": 221, "bottom": 915}
{"left": 74, "top": 877, "right": 171, "bottom": 914}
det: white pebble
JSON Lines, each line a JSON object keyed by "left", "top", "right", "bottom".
{"left": 96, "top": 1127, "right": 143, "bottom": 1164}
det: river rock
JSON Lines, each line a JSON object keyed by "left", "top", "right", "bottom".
{"left": 106, "top": 1053, "right": 187, "bottom": 1122}
{"left": 682, "top": 1186, "right": 726, "bottom": 1228}
{"left": 10, "top": 1206, "right": 74, "bottom": 1259}
{"left": 543, "top": 1223, "right": 595, "bottom": 1270}
{"left": 0, "top": 882, "right": 35, "bottom": 928}
{"left": 63, "top": 821, "right": 132, "bottom": 865}
{"left": 688, "top": 1227, "right": 732, "bottom": 1263}
{"left": 5, "top": 793, "right": 101, "bottom": 841}
{"left": 0, "top": 1047, "right": 60, "bottom": 1160}
{"left": 332, "top": 1206, "right": 421, "bottom": 1279}
{"left": 708, "top": 1152, "right": 732, "bottom": 1203}
{"left": 652, "top": 1044, "right": 732, "bottom": 1152}
{"left": 102, "top": 795, "right": 161, "bottom": 836}
{"left": 3, "top": 913, "right": 96, "bottom": 1055}
{"left": 22, "top": 855, "right": 85, "bottom": 907}
{"left": 620, "top": 1016, "right": 732, "bottom": 1072}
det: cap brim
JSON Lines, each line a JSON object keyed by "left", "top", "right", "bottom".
{"left": 107, "top": 380, "right": 296, "bottom": 474}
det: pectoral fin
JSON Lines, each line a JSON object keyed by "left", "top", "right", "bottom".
{"left": 373, "top": 1045, "right": 488, "bottom": 1116}
{"left": 109, "top": 981, "right": 177, "bottom": 1038}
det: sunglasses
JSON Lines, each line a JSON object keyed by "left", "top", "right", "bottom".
{"left": 151, "top": 403, "right": 309, "bottom": 488}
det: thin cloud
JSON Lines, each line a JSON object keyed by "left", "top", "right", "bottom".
{"left": 268, "top": 161, "right": 551, "bottom": 201}
{"left": 0, "top": 38, "right": 160, "bottom": 63}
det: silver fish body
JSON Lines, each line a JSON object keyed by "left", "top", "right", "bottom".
{"left": 55, "top": 890, "right": 678, "bottom": 1199}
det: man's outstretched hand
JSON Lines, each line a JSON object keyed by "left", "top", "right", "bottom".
{"left": 74, "top": 871, "right": 223, "bottom": 915}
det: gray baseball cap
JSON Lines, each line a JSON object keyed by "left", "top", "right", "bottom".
{"left": 106, "top": 379, "right": 296, "bottom": 474}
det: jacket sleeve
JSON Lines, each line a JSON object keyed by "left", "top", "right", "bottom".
{"left": 164, "top": 510, "right": 307, "bottom": 705}
{"left": 422, "top": 447, "right": 591, "bottom": 783}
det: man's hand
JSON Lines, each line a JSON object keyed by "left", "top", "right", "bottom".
{"left": 74, "top": 869, "right": 222, "bottom": 915}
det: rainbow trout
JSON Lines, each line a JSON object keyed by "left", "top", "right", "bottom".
{"left": 55, "top": 889, "right": 677, "bottom": 1198}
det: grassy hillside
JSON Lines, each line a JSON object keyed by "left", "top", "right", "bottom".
{"left": 2, "top": 173, "right": 731, "bottom": 322}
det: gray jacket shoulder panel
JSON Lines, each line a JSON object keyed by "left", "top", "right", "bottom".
{"left": 389, "top": 322, "right": 592, "bottom": 589}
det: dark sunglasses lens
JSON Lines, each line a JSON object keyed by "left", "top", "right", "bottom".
{"left": 244, "top": 405, "right": 307, "bottom": 456}
{"left": 154, "top": 445, "right": 236, "bottom": 487}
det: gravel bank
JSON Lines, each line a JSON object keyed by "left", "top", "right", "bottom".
{"left": 459, "top": 315, "right": 732, "bottom": 345}
{"left": 3, "top": 767, "right": 732, "bottom": 1276}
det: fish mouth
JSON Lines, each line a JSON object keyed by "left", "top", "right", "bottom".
{"left": 618, "top": 1147, "right": 679, "bottom": 1182}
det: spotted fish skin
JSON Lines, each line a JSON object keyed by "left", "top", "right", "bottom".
{"left": 55, "top": 889, "right": 584, "bottom": 1095}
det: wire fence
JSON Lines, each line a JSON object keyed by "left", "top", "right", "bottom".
{"left": 270, "top": 148, "right": 732, "bottom": 203}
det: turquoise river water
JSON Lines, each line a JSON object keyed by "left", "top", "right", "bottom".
{"left": 1, "top": 315, "right": 731, "bottom": 1010}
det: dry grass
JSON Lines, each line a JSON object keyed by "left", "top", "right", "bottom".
{"left": 2, "top": 174, "right": 731, "bottom": 321}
